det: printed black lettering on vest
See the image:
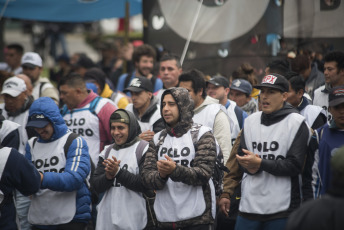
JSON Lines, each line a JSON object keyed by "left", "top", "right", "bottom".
{"left": 33, "top": 156, "right": 62, "bottom": 173}
{"left": 160, "top": 147, "right": 167, "bottom": 157}
{"left": 180, "top": 147, "right": 190, "bottom": 157}
{"left": 252, "top": 141, "right": 279, "bottom": 152}
{"left": 114, "top": 164, "right": 128, "bottom": 187}
{"left": 72, "top": 128, "right": 93, "bottom": 137}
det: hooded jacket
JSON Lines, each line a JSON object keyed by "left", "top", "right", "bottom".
{"left": 238, "top": 103, "right": 310, "bottom": 221}
{"left": 25, "top": 97, "right": 91, "bottom": 227}
{"left": 141, "top": 87, "right": 217, "bottom": 228}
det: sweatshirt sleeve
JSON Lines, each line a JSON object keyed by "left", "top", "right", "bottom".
{"left": 169, "top": 131, "right": 217, "bottom": 186}
{"left": 214, "top": 110, "right": 232, "bottom": 164}
{"left": 6, "top": 148, "right": 41, "bottom": 196}
{"left": 41, "top": 136, "right": 91, "bottom": 191}
{"left": 260, "top": 122, "right": 309, "bottom": 176}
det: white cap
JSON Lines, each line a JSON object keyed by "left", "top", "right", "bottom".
{"left": 1, "top": 76, "right": 27, "bottom": 97}
{"left": 21, "top": 52, "right": 42, "bottom": 68}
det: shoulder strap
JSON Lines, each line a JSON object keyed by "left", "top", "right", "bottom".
{"left": 104, "top": 143, "right": 115, "bottom": 160}
{"left": 32, "top": 137, "right": 38, "bottom": 148}
{"left": 64, "top": 133, "right": 80, "bottom": 158}
{"left": 190, "top": 124, "right": 202, "bottom": 150}
{"left": 89, "top": 96, "right": 101, "bottom": 116}
{"left": 234, "top": 106, "right": 244, "bottom": 129}
{"left": 135, "top": 140, "right": 149, "bottom": 165}
{"left": 39, "top": 82, "right": 47, "bottom": 97}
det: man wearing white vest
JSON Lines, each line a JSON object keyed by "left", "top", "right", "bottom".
{"left": 234, "top": 74, "right": 310, "bottom": 230}
{"left": 206, "top": 75, "right": 248, "bottom": 145}
{"left": 179, "top": 69, "right": 232, "bottom": 164}
{"left": 142, "top": 87, "right": 217, "bottom": 229}
{"left": 286, "top": 73, "right": 327, "bottom": 129}
{"left": 313, "top": 51, "right": 344, "bottom": 122}
{"left": 0, "top": 146, "right": 41, "bottom": 230}
{"left": 59, "top": 73, "right": 117, "bottom": 166}
{"left": 25, "top": 97, "right": 91, "bottom": 230}
{"left": 124, "top": 76, "right": 164, "bottom": 142}
{"left": 21, "top": 52, "right": 59, "bottom": 104}
{"left": 91, "top": 109, "right": 156, "bottom": 230}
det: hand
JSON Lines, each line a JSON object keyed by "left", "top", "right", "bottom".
{"left": 236, "top": 149, "right": 261, "bottom": 174}
{"left": 219, "top": 198, "right": 231, "bottom": 217}
{"left": 139, "top": 130, "right": 155, "bottom": 141}
{"left": 40, "top": 172, "right": 44, "bottom": 183}
{"left": 103, "top": 156, "right": 121, "bottom": 180}
{"left": 157, "top": 155, "right": 176, "bottom": 178}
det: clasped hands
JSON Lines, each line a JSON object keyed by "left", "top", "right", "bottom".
{"left": 157, "top": 155, "right": 176, "bottom": 179}
{"left": 103, "top": 156, "right": 121, "bottom": 180}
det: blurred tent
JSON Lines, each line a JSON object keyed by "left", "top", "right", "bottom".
{"left": 0, "top": 0, "right": 142, "bottom": 22}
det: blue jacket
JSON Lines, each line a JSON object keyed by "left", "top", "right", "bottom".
{"left": 0, "top": 147, "right": 41, "bottom": 230}
{"left": 25, "top": 97, "right": 91, "bottom": 227}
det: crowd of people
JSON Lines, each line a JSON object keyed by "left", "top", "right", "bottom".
{"left": 0, "top": 40, "right": 343, "bottom": 230}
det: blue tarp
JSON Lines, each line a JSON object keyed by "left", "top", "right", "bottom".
{"left": 0, "top": 0, "right": 142, "bottom": 22}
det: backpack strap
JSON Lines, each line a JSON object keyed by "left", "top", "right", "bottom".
{"left": 39, "top": 82, "right": 47, "bottom": 97}
{"left": 63, "top": 132, "right": 80, "bottom": 158}
{"left": 104, "top": 143, "right": 115, "bottom": 160}
{"left": 155, "top": 129, "right": 168, "bottom": 155}
{"left": 89, "top": 96, "right": 101, "bottom": 116}
{"left": 135, "top": 140, "right": 149, "bottom": 165}
{"left": 190, "top": 124, "right": 202, "bottom": 150}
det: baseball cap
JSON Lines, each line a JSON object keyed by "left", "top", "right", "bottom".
{"left": 26, "top": 114, "right": 50, "bottom": 128}
{"left": 1, "top": 76, "right": 27, "bottom": 97}
{"left": 21, "top": 52, "right": 42, "bottom": 68}
{"left": 255, "top": 73, "right": 289, "bottom": 93}
{"left": 207, "top": 75, "right": 230, "bottom": 88}
{"left": 329, "top": 86, "right": 344, "bottom": 107}
{"left": 230, "top": 79, "right": 252, "bottom": 95}
{"left": 123, "top": 77, "right": 153, "bottom": 93}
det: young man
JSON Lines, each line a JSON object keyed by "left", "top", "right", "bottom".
{"left": 124, "top": 77, "right": 164, "bottom": 142}
{"left": 179, "top": 69, "right": 232, "bottom": 164}
{"left": 286, "top": 74, "right": 327, "bottom": 129}
{"left": 25, "top": 97, "right": 91, "bottom": 229}
{"left": 59, "top": 73, "right": 117, "bottom": 165}
{"left": 234, "top": 74, "right": 310, "bottom": 230}
{"left": 313, "top": 51, "right": 344, "bottom": 121}
{"left": 141, "top": 87, "right": 217, "bottom": 229}
{"left": 155, "top": 53, "right": 183, "bottom": 102}
{"left": 116, "top": 44, "right": 163, "bottom": 95}
{"left": 0, "top": 43, "right": 24, "bottom": 75}
{"left": 91, "top": 109, "right": 155, "bottom": 230}
{"left": 0, "top": 146, "right": 41, "bottom": 230}
{"left": 229, "top": 79, "right": 258, "bottom": 115}
{"left": 21, "top": 52, "right": 59, "bottom": 104}
{"left": 206, "top": 75, "right": 248, "bottom": 144}
{"left": 313, "top": 85, "right": 344, "bottom": 197}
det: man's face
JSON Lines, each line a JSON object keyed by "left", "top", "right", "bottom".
{"left": 111, "top": 122, "right": 129, "bottom": 145}
{"left": 136, "top": 55, "right": 154, "bottom": 77}
{"left": 22, "top": 66, "right": 42, "bottom": 83}
{"left": 260, "top": 87, "right": 287, "bottom": 114}
{"left": 5, "top": 48, "right": 22, "bottom": 69}
{"left": 179, "top": 81, "right": 202, "bottom": 108}
{"left": 34, "top": 123, "right": 54, "bottom": 140}
{"left": 162, "top": 94, "right": 179, "bottom": 128}
{"left": 4, "top": 92, "right": 27, "bottom": 114}
{"left": 229, "top": 89, "right": 250, "bottom": 107}
{"left": 287, "top": 84, "right": 302, "bottom": 108}
{"left": 159, "top": 60, "right": 182, "bottom": 88}
{"left": 324, "top": 61, "right": 344, "bottom": 86}
{"left": 131, "top": 90, "right": 152, "bottom": 112}
{"left": 59, "top": 85, "right": 79, "bottom": 110}
{"left": 206, "top": 83, "right": 228, "bottom": 103}
{"left": 329, "top": 103, "right": 344, "bottom": 129}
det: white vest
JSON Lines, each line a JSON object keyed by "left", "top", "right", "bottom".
{"left": 0, "top": 120, "right": 20, "bottom": 144}
{"left": 27, "top": 133, "right": 77, "bottom": 225}
{"left": 225, "top": 100, "right": 241, "bottom": 143}
{"left": 153, "top": 126, "right": 215, "bottom": 222}
{"left": 32, "top": 79, "right": 56, "bottom": 101}
{"left": 300, "top": 104, "right": 325, "bottom": 128}
{"left": 313, "top": 86, "right": 332, "bottom": 122}
{"left": 0, "top": 104, "right": 29, "bottom": 155}
{"left": 96, "top": 142, "right": 148, "bottom": 230}
{"left": 240, "top": 112, "right": 305, "bottom": 214}
{"left": 0, "top": 147, "right": 11, "bottom": 204}
{"left": 62, "top": 98, "right": 109, "bottom": 165}
{"left": 126, "top": 104, "right": 161, "bottom": 132}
